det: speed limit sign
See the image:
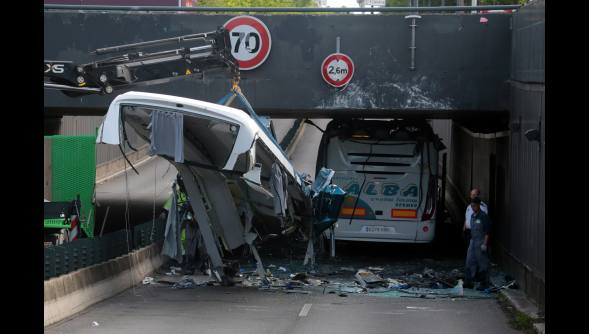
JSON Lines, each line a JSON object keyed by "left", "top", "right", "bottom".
{"left": 321, "top": 53, "right": 355, "bottom": 88}
{"left": 224, "top": 16, "right": 272, "bottom": 71}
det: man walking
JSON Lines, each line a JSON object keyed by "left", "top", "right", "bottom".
{"left": 464, "top": 197, "right": 492, "bottom": 290}
{"left": 463, "top": 188, "right": 488, "bottom": 246}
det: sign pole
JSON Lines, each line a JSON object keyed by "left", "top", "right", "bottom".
{"left": 321, "top": 43, "right": 354, "bottom": 88}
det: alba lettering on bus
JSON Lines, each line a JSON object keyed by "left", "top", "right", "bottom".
{"left": 344, "top": 182, "right": 418, "bottom": 197}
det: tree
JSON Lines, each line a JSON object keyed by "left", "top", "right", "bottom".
{"left": 478, "top": 0, "right": 527, "bottom": 5}
{"left": 385, "top": 0, "right": 411, "bottom": 6}
{"left": 385, "top": 0, "right": 525, "bottom": 6}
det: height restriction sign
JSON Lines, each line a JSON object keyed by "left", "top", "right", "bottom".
{"left": 224, "top": 16, "right": 272, "bottom": 71}
{"left": 321, "top": 53, "right": 355, "bottom": 88}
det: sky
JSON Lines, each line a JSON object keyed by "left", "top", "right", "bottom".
{"left": 326, "top": 0, "right": 360, "bottom": 7}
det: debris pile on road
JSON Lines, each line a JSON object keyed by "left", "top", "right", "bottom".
{"left": 145, "top": 264, "right": 218, "bottom": 288}
{"left": 355, "top": 269, "right": 386, "bottom": 288}
{"left": 147, "top": 258, "right": 514, "bottom": 299}
{"left": 238, "top": 259, "right": 514, "bottom": 299}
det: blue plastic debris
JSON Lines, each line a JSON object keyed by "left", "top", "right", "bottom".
{"left": 311, "top": 177, "right": 346, "bottom": 235}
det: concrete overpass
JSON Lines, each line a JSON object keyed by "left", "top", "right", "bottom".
{"left": 44, "top": 8, "right": 512, "bottom": 122}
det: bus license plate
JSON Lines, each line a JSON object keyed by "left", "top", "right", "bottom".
{"left": 362, "top": 226, "right": 395, "bottom": 234}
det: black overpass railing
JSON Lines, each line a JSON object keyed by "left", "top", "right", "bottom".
{"left": 44, "top": 5, "right": 521, "bottom": 13}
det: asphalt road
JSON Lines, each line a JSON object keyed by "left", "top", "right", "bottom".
{"left": 45, "top": 283, "right": 520, "bottom": 334}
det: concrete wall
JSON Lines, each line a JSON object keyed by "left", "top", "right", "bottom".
{"left": 44, "top": 242, "right": 164, "bottom": 327}
{"left": 445, "top": 95, "right": 543, "bottom": 311}
{"left": 444, "top": 0, "right": 545, "bottom": 311}
{"left": 497, "top": 0, "right": 544, "bottom": 311}
{"left": 445, "top": 122, "right": 509, "bottom": 227}
{"left": 495, "top": 81, "right": 544, "bottom": 311}
{"left": 431, "top": 119, "right": 452, "bottom": 174}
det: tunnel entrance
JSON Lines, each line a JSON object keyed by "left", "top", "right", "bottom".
{"left": 43, "top": 2, "right": 544, "bottom": 313}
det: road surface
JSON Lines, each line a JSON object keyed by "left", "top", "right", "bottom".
{"left": 94, "top": 156, "right": 176, "bottom": 234}
{"left": 45, "top": 283, "right": 519, "bottom": 334}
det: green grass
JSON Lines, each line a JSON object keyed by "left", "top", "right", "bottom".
{"left": 497, "top": 293, "right": 536, "bottom": 333}
{"left": 511, "top": 311, "right": 534, "bottom": 331}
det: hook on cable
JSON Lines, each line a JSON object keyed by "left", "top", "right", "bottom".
{"left": 231, "top": 74, "right": 241, "bottom": 94}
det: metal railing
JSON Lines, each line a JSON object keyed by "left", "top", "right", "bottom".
{"left": 44, "top": 5, "right": 521, "bottom": 13}
{"left": 133, "top": 218, "right": 167, "bottom": 249}
{"left": 44, "top": 218, "right": 166, "bottom": 280}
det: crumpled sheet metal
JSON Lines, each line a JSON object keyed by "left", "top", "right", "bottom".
{"left": 151, "top": 254, "right": 509, "bottom": 300}
{"left": 234, "top": 259, "right": 503, "bottom": 299}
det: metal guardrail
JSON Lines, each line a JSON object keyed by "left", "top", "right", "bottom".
{"left": 44, "top": 5, "right": 520, "bottom": 13}
{"left": 133, "top": 218, "right": 167, "bottom": 249}
{"left": 44, "top": 218, "right": 166, "bottom": 280}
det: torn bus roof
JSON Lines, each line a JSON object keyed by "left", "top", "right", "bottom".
{"left": 97, "top": 91, "right": 299, "bottom": 186}
{"left": 96, "top": 91, "right": 345, "bottom": 283}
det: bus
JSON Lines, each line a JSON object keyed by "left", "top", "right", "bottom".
{"left": 317, "top": 119, "right": 446, "bottom": 244}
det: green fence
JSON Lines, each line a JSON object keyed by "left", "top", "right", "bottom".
{"left": 44, "top": 218, "right": 166, "bottom": 280}
{"left": 46, "top": 135, "right": 96, "bottom": 238}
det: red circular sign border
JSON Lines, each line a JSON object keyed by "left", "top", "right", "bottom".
{"left": 321, "top": 53, "right": 355, "bottom": 88}
{"left": 224, "top": 16, "right": 272, "bottom": 71}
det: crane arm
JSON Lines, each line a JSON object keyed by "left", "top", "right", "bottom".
{"left": 44, "top": 27, "right": 238, "bottom": 96}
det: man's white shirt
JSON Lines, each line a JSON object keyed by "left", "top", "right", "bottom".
{"left": 465, "top": 202, "right": 488, "bottom": 229}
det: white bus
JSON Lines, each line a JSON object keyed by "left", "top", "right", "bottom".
{"left": 317, "top": 119, "right": 445, "bottom": 243}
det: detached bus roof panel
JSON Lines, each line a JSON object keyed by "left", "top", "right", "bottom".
{"left": 97, "top": 91, "right": 299, "bottom": 185}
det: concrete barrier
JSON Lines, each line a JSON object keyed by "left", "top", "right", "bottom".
{"left": 285, "top": 120, "right": 305, "bottom": 158}
{"left": 95, "top": 144, "right": 151, "bottom": 182}
{"left": 272, "top": 119, "right": 296, "bottom": 143}
{"left": 44, "top": 242, "right": 164, "bottom": 327}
